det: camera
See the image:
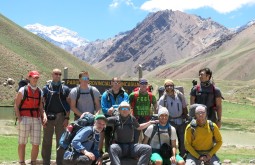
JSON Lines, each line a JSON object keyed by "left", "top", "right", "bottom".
{"left": 47, "top": 112, "right": 56, "bottom": 120}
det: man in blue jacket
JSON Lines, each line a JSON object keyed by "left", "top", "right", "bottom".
{"left": 100, "top": 77, "right": 129, "bottom": 155}
{"left": 63, "top": 114, "right": 107, "bottom": 165}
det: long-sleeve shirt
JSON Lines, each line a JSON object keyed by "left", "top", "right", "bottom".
{"left": 184, "top": 120, "right": 222, "bottom": 159}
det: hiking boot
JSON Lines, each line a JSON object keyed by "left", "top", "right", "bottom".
{"left": 102, "top": 152, "right": 109, "bottom": 160}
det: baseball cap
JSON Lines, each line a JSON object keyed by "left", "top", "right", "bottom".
{"left": 158, "top": 107, "right": 169, "bottom": 116}
{"left": 95, "top": 114, "right": 107, "bottom": 122}
{"left": 139, "top": 78, "right": 148, "bottom": 84}
{"left": 28, "top": 70, "right": 40, "bottom": 78}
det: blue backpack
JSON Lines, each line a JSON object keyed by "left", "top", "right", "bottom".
{"left": 59, "top": 113, "right": 95, "bottom": 150}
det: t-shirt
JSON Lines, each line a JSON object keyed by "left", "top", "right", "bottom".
{"left": 144, "top": 124, "right": 177, "bottom": 150}
{"left": 190, "top": 84, "right": 222, "bottom": 110}
{"left": 129, "top": 92, "right": 157, "bottom": 116}
{"left": 158, "top": 90, "right": 187, "bottom": 125}
{"left": 107, "top": 115, "right": 140, "bottom": 143}
{"left": 69, "top": 86, "right": 100, "bottom": 114}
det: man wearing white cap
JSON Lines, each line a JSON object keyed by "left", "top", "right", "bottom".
{"left": 185, "top": 106, "right": 222, "bottom": 165}
{"left": 143, "top": 106, "right": 185, "bottom": 165}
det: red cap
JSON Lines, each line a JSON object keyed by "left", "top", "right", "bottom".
{"left": 28, "top": 70, "right": 40, "bottom": 78}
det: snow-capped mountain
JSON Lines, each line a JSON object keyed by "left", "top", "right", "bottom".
{"left": 24, "top": 23, "right": 89, "bottom": 50}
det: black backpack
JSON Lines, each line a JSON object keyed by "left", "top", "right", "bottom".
{"left": 59, "top": 113, "right": 95, "bottom": 150}
{"left": 76, "top": 86, "right": 95, "bottom": 110}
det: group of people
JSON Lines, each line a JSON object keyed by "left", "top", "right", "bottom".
{"left": 14, "top": 67, "right": 223, "bottom": 165}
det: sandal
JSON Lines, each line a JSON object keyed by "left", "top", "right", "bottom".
{"left": 30, "top": 161, "right": 36, "bottom": 165}
{"left": 19, "top": 162, "right": 26, "bottom": 165}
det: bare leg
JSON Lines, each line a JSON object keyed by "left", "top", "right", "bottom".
{"left": 18, "top": 144, "right": 26, "bottom": 163}
{"left": 31, "top": 144, "right": 39, "bottom": 162}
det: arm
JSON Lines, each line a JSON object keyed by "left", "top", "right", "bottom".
{"left": 14, "top": 92, "right": 23, "bottom": 122}
{"left": 152, "top": 95, "right": 158, "bottom": 114}
{"left": 70, "top": 98, "right": 82, "bottom": 117}
{"left": 94, "top": 97, "right": 101, "bottom": 115}
{"left": 170, "top": 139, "right": 177, "bottom": 164}
{"left": 39, "top": 91, "right": 47, "bottom": 125}
{"left": 101, "top": 92, "right": 109, "bottom": 114}
{"left": 137, "top": 120, "right": 158, "bottom": 130}
{"left": 190, "top": 95, "right": 196, "bottom": 105}
{"left": 184, "top": 126, "right": 200, "bottom": 159}
{"left": 208, "top": 125, "right": 222, "bottom": 157}
{"left": 142, "top": 135, "right": 149, "bottom": 144}
{"left": 215, "top": 97, "right": 222, "bottom": 128}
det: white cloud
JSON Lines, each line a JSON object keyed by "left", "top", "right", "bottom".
{"left": 109, "top": 0, "right": 137, "bottom": 9}
{"left": 140, "top": 0, "right": 255, "bottom": 13}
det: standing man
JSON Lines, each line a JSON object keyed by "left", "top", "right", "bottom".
{"left": 107, "top": 101, "right": 157, "bottom": 165}
{"left": 190, "top": 68, "right": 223, "bottom": 128}
{"left": 63, "top": 114, "right": 107, "bottom": 165}
{"left": 41, "top": 68, "right": 71, "bottom": 165}
{"left": 158, "top": 79, "right": 188, "bottom": 157}
{"left": 129, "top": 78, "right": 157, "bottom": 143}
{"left": 143, "top": 107, "right": 185, "bottom": 165}
{"left": 185, "top": 106, "right": 222, "bottom": 164}
{"left": 15, "top": 70, "right": 47, "bottom": 165}
{"left": 69, "top": 71, "right": 101, "bottom": 120}
{"left": 101, "top": 77, "right": 129, "bottom": 154}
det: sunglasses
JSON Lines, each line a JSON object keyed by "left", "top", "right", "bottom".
{"left": 81, "top": 76, "right": 89, "bottom": 81}
{"left": 165, "top": 85, "right": 174, "bottom": 88}
{"left": 120, "top": 107, "right": 130, "bottom": 111}
{"left": 113, "top": 81, "right": 120, "bottom": 85}
{"left": 54, "top": 73, "right": 62, "bottom": 76}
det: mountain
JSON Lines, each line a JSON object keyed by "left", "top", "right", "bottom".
{"left": 148, "top": 21, "right": 255, "bottom": 81}
{"left": 0, "top": 14, "right": 108, "bottom": 105}
{"left": 24, "top": 23, "right": 89, "bottom": 52}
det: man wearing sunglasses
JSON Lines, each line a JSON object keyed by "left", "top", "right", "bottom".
{"left": 69, "top": 71, "right": 101, "bottom": 120}
{"left": 41, "top": 68, "right": 71, "bottom": 165}
{"left": 100, "top": 77, "right": 129, "bottom": 155}
{"left": 158, "top": 79, "right": 188, "bottom": 158}
{"left": 107, "top": 101, "right": 158, "bottom": 165}
{"left": 129, "top": 78, "right": 157, "bottom": 143}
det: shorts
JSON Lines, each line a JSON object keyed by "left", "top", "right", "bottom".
{"left": 18, "top": 116, "right": 42, "bottom": 145}
{"left": 151, "top": 152, "right": 184, "bottom": 164}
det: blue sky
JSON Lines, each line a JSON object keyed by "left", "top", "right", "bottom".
{"left": 1, "top": 0, "right": 255, "bottom": 41}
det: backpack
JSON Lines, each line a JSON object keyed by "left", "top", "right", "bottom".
{"left": 59, "top": 113, "right": 95, "bottom": 150}
{"left": 195, "top": 84, "right": 216, "bottom": 110}
{"left": 162, "top": 89, "right": 183, "bottom": 108}
{"left": 43, "top": 80, "right": 69, "bottom": 113}
{"left": 76, "top": 86, "right": 95, "bottom": 110}
{"left": 148, "top": 124, "right": 171, "bottom": 145}
{"left": 189, "top": 119, "right": 214, "bottom": 140}
{"left": 188, "top": 104, "right": 207, "bottom": 122}
{"left": 16, "top": 78, "right": 29, "bottom": 92}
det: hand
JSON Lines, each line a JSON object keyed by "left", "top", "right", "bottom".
{"left": 204, "top": 154, "right": 211, "bottom": 162}
{"left": 96, "top": 158, "right": 103, "bottom": 165}
{"left": 84, "top": 151, "right": 95, "bottom": 161}
{"left": 170, "top": 156, "right": 176, "bottom": 164}
{"left": 216, "top": 120, "right": 221, "bottom": 128}
{"left": 63, "top": 119, "right": 69, "bottom": 127}
{"left": 107, "top": 107, "right": 114, "bottom": 115}
{"left": 150, "top": 120, "right": 159, "bottom": 124}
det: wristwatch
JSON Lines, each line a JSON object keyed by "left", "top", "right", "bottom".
{"left": 65, "top": 117, "right": 70, "bottom": 120}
